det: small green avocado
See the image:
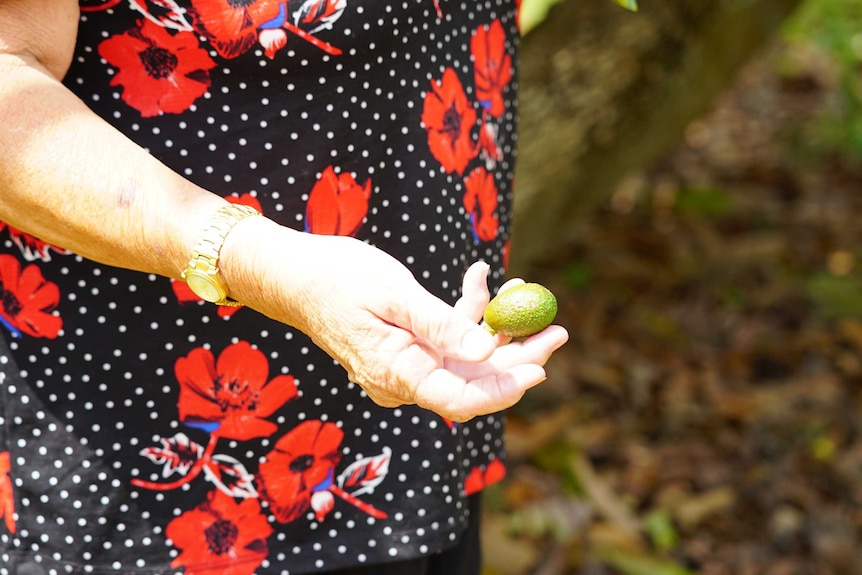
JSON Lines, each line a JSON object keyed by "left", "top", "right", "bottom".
{"left": 483, "top": 283, "right": 557, "bottom": 338}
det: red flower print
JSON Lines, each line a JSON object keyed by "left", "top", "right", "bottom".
{"left": 0, "top": 255, "right": 62, "bottom": 339}
{"left": 310, "top": 490, "right": 335, "bottom": 521}
{"left": 463, "top": 167, "right": 500, "bottom": 243}
{"left": 294, "top": 0, "right": 347, "bottom": 33}
{"left": 471, "top": 20, "right": 513, "bottom": 118}
{"left": 79, "top": 0, "right": 123, "bottom": 12}
{"left": 174, "top": 341, "right": 298, "bottom": 440}
{"left": 98, "top": 18, "right": 216, "bottom": 117}
{"left": 225, "top": 193, "right": 263, "bottom": 213}
{"left": 0, "top": 452, "right": 15, "bottom": 533}
{"left": 171, "top": 279, "right": 240, "bottom": 317}
{"left": 503, "top": 238, "right": 511, "bottom": 270}
{"left": 422, "top": 68, "right": 478, "bottom": 175}
{"left": 464, "top": 458, "right": 506, "bottom": 495}
{"left": 305, "top": 166, "right": 371, "bottom": 236}
{"left": 254, "top": 0, "right": 343, "bottom": 57}
{"left": 189, "top": 0, "right": 283, "bottom": 59}
{"left": 433, "top": 0, "right": 443, "bottom": 18}
{"left": 0, "top": 222, "right": 65, "bottom": 262}
{"left": 166, "top": 489, "right": 272, "bottom": 575}
{"left": 257, "top": 420, "right": 343, "bottom": 524}
{"left": 172, "top": 279, "right": 205, "bottom": 303}
{"left": 259, "top": 27, "right": 287, "bottom": 59}
{"left": 477, "top": 114, "right": 502, "bottom": 169}
{"left": 130, "top": 0, "right": 194, "bottom": 31}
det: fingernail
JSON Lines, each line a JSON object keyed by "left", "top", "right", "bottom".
{"left": 462, "top": 329, "right": 494, "bottom": 359}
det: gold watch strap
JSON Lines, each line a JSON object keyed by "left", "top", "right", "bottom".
{"left": 183, "top": 203, "right": 262, "bottom": 306}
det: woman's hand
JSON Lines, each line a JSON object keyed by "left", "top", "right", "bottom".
{"left": 419, "top": 262, "right": 570, "bottom": 420}
{"left": 224, "top": 219, "right": 569, "bottom": 422}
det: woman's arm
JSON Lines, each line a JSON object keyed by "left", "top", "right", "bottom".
{"left": 0, "top": 0, "right": 224, "bottom": 279}
{"left": 0, "top": 0, "right": 569, "bottom": 421}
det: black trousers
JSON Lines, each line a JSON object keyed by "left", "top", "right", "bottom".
{"left": 329, "top": 495, "right": 482, "bottom": 575}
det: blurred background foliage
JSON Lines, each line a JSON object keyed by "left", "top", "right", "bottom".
{"left": 519, "top": 0, "right": 566, "bottom": 34}
{"left": 784, "top": 0, "right": 862, "bottom": 161}
{"left": 487, "top": 0, "right": 862, "bottom": 574}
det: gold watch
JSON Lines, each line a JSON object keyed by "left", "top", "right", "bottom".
{"left": 181, "top": 203, "right": 262, "bottom": 306}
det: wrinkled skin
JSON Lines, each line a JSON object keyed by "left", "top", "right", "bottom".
{"left": 223, "top": 221, "right": 569, "bottom": 422}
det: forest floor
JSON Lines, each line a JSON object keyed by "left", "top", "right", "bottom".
{"left": 482, "top": 30, "right": 862, "bottom": 575}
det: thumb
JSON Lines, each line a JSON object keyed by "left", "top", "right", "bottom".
{"left": 390, "top": 284, "right": 496, "bottom": 362}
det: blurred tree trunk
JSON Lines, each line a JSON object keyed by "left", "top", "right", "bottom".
{"left": 511, "top": 0, "right": 802, "bottom": 274}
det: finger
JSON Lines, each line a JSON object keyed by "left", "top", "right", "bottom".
{"left": 508, "top": 324, "right": 570, "bottom": 366}
{"left": 488, "top": 328, "right": 512, "bottom": 347}
{"left": 496, "top": 277, "right": 525, "bottom": 294}
{"left": 445, "top": 324, "right": 569, "bottom": 380}
{"left": 415, "top": 363, "right": 547, "bottom": 422}
{"left": 454, "top": 261, "right": 491, "bottom": 322}
{"left": 490, "top": 324, "right": 569, "bottom": 370}
{"left": 387, "top": 284, "right": 496, "bottom": 363}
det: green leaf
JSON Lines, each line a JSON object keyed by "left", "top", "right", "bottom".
{"left": 564, "top": 261, "right": 594, "bottom": 292}
{"left": 520, "top": 0, "right": 636, "bottom": 36}
{"left": 519, "top": 0, "right": 566, "bottom": 35}
{"left": 675, "top": 186, "right": 729, "bottom": 216}
{"left": 806, "top": 272, "right": 862, "bottom": 319}
{"left": 611, "top": 0, "right": 638, "bottom": 11}
{"left": 596, "top": 546, "right": 695, "bottom": 575}
{"left": 531, "top": 441, "right": 585, "bottom": 496}
{"left": 644, "top": 509, "right": 680, "bottom": 552}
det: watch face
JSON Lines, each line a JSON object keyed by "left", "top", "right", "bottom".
{"left": 186, "top": 272, "right": 225, "bottom": 303}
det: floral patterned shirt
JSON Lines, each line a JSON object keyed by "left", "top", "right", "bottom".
{"left": 0, "top": 1, "right": 519, "bottom": 573}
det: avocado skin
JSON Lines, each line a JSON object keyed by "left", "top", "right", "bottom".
{"left": 483, "top": 283, "right": 557, "bottom": 338}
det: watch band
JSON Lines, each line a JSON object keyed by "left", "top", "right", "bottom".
{"left": 181, "top": 203, "right": 262, "bottom": 306}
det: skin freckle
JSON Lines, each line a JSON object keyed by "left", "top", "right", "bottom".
{"left": 115, "top": 178, "right": 139, "bottom": 209}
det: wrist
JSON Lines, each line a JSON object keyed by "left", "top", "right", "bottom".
{"left": 180, "top": 203, "right": 263, "bottom": 306}
{"left": 216, "top": 217, "right": 312, "bottom": 323}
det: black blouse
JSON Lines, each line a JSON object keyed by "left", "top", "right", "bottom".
{"left": 0, "top": 1, "right": 519, "bottom": 573}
